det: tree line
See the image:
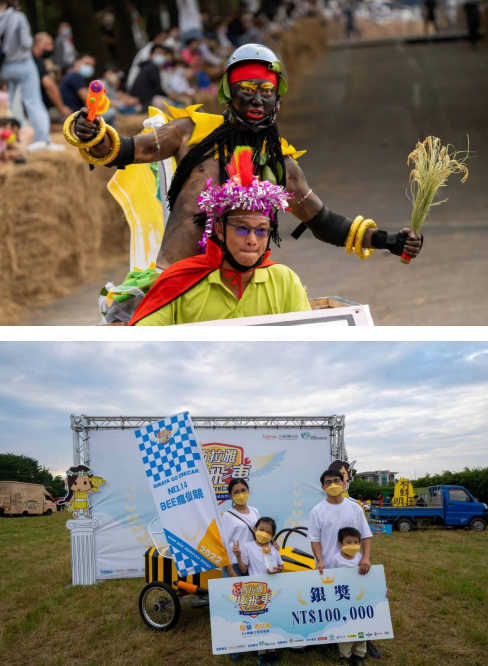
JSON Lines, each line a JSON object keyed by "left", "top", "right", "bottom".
{"left": 2, "top": 452, "right": 487, "bottom": 504}
{"left": 0, "top": 452, "right": 66, "bottom": 497}
{"left": 347, "top": 467, "right": 488, "bottom": 504}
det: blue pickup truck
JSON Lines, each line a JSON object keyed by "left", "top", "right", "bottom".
{"left": 370, "top": 485, "right": 488, "bottom": 532}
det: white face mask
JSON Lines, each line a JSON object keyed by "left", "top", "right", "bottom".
{"left": 152, "top": 54, "right": 166, "bottom": 66}
{"left": 79, "top": 64, "right": 95, "bottom": 79}
{"left": 105, "top": 73, "right": 119, "bottom": 86}
{"left": 60, "top": 27, "right": 72, "bottom": 37}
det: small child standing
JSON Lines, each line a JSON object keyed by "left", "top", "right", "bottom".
{"left": 233, "top": 517, "right": 283, "bottom": 666}
{"left": 330, "top": 527, "right": 367, "bottom": 666}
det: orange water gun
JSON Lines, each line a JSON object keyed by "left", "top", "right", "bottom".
{"left": 86, "top": 80, "right": 110, "bottom": 121}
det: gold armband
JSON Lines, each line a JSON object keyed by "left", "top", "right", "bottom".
{"left": 345, "top": 216, "right": 378, "bottom": 260}
{"left": 63, "top": 112, "right": 107, "bottom": 148}
{"left": 345, "top": 215, "right": 364, "bottom": 255}
{"left": 355, "top": 219, "right": 377, "bottom": 259}
{"left": 78, "top": 125, "right": 121, "bottom": 166}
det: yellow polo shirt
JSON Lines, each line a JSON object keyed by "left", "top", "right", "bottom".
{"left": 135, "top": 264, "right": 311, "bottom": 326}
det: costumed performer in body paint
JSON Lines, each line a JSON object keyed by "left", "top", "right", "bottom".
{"left": 128, "top": 146, "right": 311, "bottom": 325}
{"left": 67, "top": 44, "right": 423, "bottom": 272}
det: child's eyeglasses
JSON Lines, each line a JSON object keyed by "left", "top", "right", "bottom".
{"left": 323, "top": 479, "right": 342, "bottom": 487}
{"left": 226, "top": 222, "right": 271, "bottom": 238}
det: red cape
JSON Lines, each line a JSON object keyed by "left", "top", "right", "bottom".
{"left": 129, "top": 238, "right": 278, "bottom": 325}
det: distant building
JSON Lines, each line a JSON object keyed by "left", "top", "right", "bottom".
{"left": 355, "top": 470, "right": 398, "bottom": 486}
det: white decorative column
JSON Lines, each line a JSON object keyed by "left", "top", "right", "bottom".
{"left": 66, "top": 518, "right": 98, "bottom": 585}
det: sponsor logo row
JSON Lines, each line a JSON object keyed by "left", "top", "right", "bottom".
{"left": 218, "top": 628, "right": 390, "bottom": 652}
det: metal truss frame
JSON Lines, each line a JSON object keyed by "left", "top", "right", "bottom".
{"left": 71, "top": 415, "right": 346, "bottom": 468}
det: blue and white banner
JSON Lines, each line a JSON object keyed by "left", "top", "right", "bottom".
{"left": 209, "top": 565, "right": 393, "bottom": 654}
{"left": 135, "top": 412, "right": 230, "bottom": 577}
{"left": 87, "top": 424, "right": 330, "bottom": 580}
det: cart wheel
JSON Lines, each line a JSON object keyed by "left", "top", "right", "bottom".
{"left": 139, "top": 582, "right": 181, "bottom": 631}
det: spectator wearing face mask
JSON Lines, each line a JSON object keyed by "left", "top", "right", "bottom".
{"left": 59, "top": 53, "right": 96, "bottom": 113}
{"left": 167, "top": 60, "right": 195, "bottom": 107}
{"left": 129, "top": 45, "right": 169, "bottom": 110}
{"left": 101, "top": 65, "right": 141, "bottom": 116}
{"left": 126, "top": 31, "right": 169, "bottom": 91}
{"left": 53, "top": 22, "right": 76, "bottom": 70}
{"left": 32, "top": 32, "right": 72, "bottom": 125}
{"left": 0, "top": 0, "right": 61, "bottom": 152}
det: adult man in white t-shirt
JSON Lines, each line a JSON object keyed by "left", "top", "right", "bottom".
{"left": 308, "top": 468, "right": 372, "bottom": 575}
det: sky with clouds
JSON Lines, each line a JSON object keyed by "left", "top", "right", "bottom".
{"left": 0, "top": 341, "right": 487, "bottom": 480}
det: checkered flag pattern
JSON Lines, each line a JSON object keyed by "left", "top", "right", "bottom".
{"left": 171, "top": 547, "right": 196, "bottom": 576}
{"left": 135, "top": 413, "right": 201, "bottom": 483}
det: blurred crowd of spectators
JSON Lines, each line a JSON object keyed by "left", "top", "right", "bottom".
{"left": 0, "top": 0, "right": 327, "bottom": 165}
{"left": 1, "top": 0, "right": 483, "bottom": 165}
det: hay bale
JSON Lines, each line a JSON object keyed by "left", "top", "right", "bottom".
{"left": 0, "top": 145, "right": 127, "bottom": 325}
{"left": 271, "top": 17, "right": 328, "bottom": 88}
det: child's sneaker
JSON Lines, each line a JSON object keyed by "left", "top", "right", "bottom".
{"left": 351, "top": 656, "right": 365, "bottom": 666}
{"left": 339, "top": 657, "right": 352, "bottom": 666}
{"left": 367, "top": 642, "right": 382, "bottom": 659}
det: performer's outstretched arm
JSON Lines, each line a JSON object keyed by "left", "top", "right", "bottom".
{"left": 285, "top": 156, "right": 422, "bottom": 258}
{"left": 73, "top": 108, "right": 194, "bottom": 164}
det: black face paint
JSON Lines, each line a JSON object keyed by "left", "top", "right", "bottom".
{"left": 227, "top": 81, "right": 280, "bottom": 133}
{"left": 231, "top": 80, "right": 277, "bottom": 121}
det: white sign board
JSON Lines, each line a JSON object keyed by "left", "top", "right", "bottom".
{"left": 180, "top": 305, "right": 374, "bottom": 326}
{"left": 87, "top": 426, "right": 331, "bottom": 580}
{"left": 209, "top": 566, "right": 393, "bottom": 654}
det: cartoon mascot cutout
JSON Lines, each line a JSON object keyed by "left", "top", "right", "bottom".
{"left": 328, "top": 459, "right": 356, "bottom": 498}
{"left": 60, "top": 465, "right": 106, "bottom": 519}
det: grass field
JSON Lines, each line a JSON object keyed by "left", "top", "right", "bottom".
{"left": 0, "top": 512, "right": 487, "bottom": 666}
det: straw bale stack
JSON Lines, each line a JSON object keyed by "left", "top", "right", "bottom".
{"left": 0, "top": 146, "right": 126, "bottom": 324}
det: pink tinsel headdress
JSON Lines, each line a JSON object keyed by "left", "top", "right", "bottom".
{"left": 196, "top": 146, "right": 292, "bottom": 252}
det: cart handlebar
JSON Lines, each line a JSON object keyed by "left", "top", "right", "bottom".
{"left": 275, "top": 526, "right": 309, "bottom": 548}
{"left": 175, "top": 580, "right": 208, "bottom": 596}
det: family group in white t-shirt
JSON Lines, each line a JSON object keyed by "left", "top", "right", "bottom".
{"left": 220, "top": 470, "right": 390, "bottom": 666}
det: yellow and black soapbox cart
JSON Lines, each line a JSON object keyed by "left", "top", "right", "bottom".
{"left": 139, "top": 521, "right": 314, "bottom": 631}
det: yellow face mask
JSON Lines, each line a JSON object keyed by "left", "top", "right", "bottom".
{"left": 341, "top": 544, "right": 361, "bottom": 556}
{"left": 232, "top": 491, "right": 249, "bottom": 505}
{"left": 325, "top": 483, "right": 343, "bottom": 497}
{"left": 255, "top": 530, "right": 273, "bottom": 544}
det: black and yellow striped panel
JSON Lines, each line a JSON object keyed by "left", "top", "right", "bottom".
{"left": 144, "top": 547, "right": 222, "bottom": 589}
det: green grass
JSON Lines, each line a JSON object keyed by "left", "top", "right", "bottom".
{"left": 0, "top": 513, "right": 487, "bottom": 666}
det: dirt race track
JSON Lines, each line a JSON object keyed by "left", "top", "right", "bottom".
{"left": 22, "top": 39, "right": 488, "bottom": 326}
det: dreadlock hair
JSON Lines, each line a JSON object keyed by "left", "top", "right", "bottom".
{"left": 168, "top": 119, "right": 287, "bottom": 213}
{"left": 175, "top": 120, "right": 286, "bottom": 247}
